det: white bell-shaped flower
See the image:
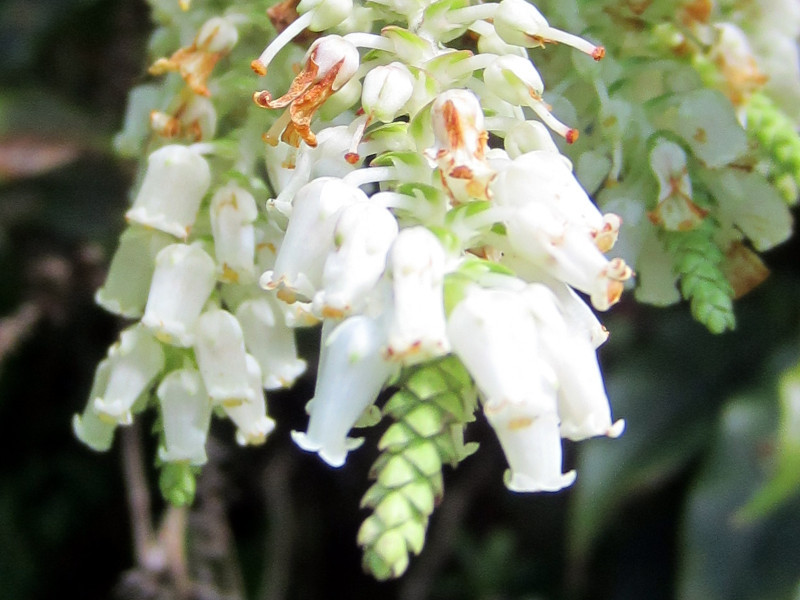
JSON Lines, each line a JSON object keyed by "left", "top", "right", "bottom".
{"left": 446, "top": 285, "right": 575, "bottom": 492}
{"left": 522, "top": 284, "right": 624, "bottom": 440}
{"left": 492, "top": 150, "right": 606, "bottom": 235}
{"left": 95, "top": 226, "right": 174, "bottom": 318}
{"left": 313, "top": 202, "right": 398, "bottom": 318}
{"left": 210, "top": 183, "right": 259, "bottom": 283}
{"left": 222, "top": 355, "right": 276, "bottom": 446}
{"left": 157, "top": 368, "right": 212, "bottom": 465}
{"left": 73, "top": 359, "right": 116, "bottom": 451}
{"left": 193, "top": 308, "right": 255, "bottom": 406}
{"left": 447, "top": 285, "right": 556, "bottom": 412}
{"left": 261, "top": 177, "right": 367, "bottom": 302}
{"left": 142, "top": 243, "right": 216, "bottom": 346}
{"left": 361, "top": 62, "right": 415, "bottom": 123}
{"left": 489, "top": 408, "right": 577, "bottom": 493}
{"left": 92, "top": 326, "right": 165, "bottom": 426}
{"left": 292, "top": 316, "right": 397, "bottom": 467}
{"left": 493, "top": 0, "right": 605, "bottom": 59}
{"left": 235, "top": 296, "right": 307, "bottom": 390}
{"left": 126, "top": 145, "right": 211, "bottom": 240}
{"left": 501, "top": 201, "right": 631, "bottom": 310}
{"left": 384, "top": 227, "right": 451, "bottom": 363}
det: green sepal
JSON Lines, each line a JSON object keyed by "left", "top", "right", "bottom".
{"left": 159, "top": 461, "right": 197, "bottom": 507}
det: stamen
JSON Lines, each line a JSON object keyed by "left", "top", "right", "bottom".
{"left": 536, "top": 27, "right": 605, "bottom": 60}
{"left": 342, "top": 166, "right": 398, "bottom": 188}
{"left": 345, "top": 114, "right": 369, "bottom": 164}
{"left": 448, "top": 3, "right": 499, "bottom": 25}
{"left": 342, "top": 32, "right": 394, "bottom": 52}
{"left": 528, "top": 99, "right": 579, "bottom": 143}
{"left": 263, "top": 110, "right": 293, "bottom": 146}
{"left": 252, "top": 10, "right": 314, "bottom": 75}
{"left": 448, "top": 52, "right": 499, "bottom": 79}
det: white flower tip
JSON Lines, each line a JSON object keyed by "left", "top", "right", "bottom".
{"left": 92, "top": 398, "right": 133, "bottom": 426}
{"left": 607, "top": 418, "right": 625, "bottom": 438}
{"left": 157, "top": 446, "right": 208, "bottom": 466}
{"left": 260, "top": 270, "right": 278, "bottom": 290}
{"left": 263, "top": 359, "right": 308, "bottom": 390}
{"left": 291, "top": 430, "right": 364, "bottom": 467}
{"left": 251, "top": 58, "right": 267, "bottom": 76}
{"left": 235, "top": 417, "right": 276, "bottom": 446}
{"left": 72, "top": 414, "right": 114, "bottom": 452}
{"left": 562, "top": 413, "right": 625, "bottom": 441}
{"left": 504, "top": 468, "right": 577, "bottom": 493}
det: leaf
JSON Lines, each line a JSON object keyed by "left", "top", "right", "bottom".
{"left": 702, "top": 168, "right": 793, "bottom": 252}
{"left": 736, "top": 364, "right": 800, "bottom": 522}
{"left": 662, "top": 89, "right": 748, "bottom": 168}
{"left": 633, "top": 225, "right": 682, "bottom": 306}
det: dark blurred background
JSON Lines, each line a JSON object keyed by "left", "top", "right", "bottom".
{"left": 1, "top": 1, "right": 799, "bottom": 599}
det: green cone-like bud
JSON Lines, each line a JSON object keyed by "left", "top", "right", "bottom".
{"left": 662, "top": 221, "right": 735, "bottom": 334}
{"left": 358, "top": 355, "right": 478, "bottom": 580}
{"left": 746, "top": 93, "right": 800, "bottom": 205}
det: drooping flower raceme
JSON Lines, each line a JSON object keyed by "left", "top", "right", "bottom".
{"left": 79, "top": 0, "right": 637, "bottom": 579}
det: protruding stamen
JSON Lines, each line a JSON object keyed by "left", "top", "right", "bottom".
{"left": 342, "top": 166, "right": 398, "bottom": 188}
{"left": 344, "top": 114, "right": 369, "bottom": 163}
{"left": 342, "top": 32, "right": 394, "bottom": 52}
{"left": 252, "top": 10, "right": 314, "bottom": 76}
{"left": 528, "top": 99, "right": 579, "bottom": 143}
{"left": 535, "top": 27, "right": 606, "bottom": 60}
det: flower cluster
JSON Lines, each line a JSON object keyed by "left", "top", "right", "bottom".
{"left": 78, "top": 0, "right": 629, "bottom": 498}
{"left": 77, "top": 0, "right": 638, "bottom": 575}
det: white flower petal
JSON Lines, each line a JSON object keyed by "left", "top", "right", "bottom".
{"left": 142, "top": 243, "right": 217, "bottom": 346}
{"left": 157, "top": 369, "right": 212, "bottom": 465}
{"left": 194, "top": 308, "right": 255, "bottom": 405}
{"left": 126, "top": 145, "right": 211, "bottom": 240}
{"left": 292, "top": 317, "right": 396, "bottom": 467}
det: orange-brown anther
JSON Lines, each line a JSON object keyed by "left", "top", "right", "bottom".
{"left": 149, "top": 23, "right": 233, "bottom": 96}
{"left": 253, "top": 56, "right": 346, "bottom": 148}
{"left": 606, "top": 280, "right": 624, "bottom": 307}
{"left": 566, "top": 129, "right": 579, "bottom": 144}
{"left": 251, "top": 59, "right": 268, "bottom": 76}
